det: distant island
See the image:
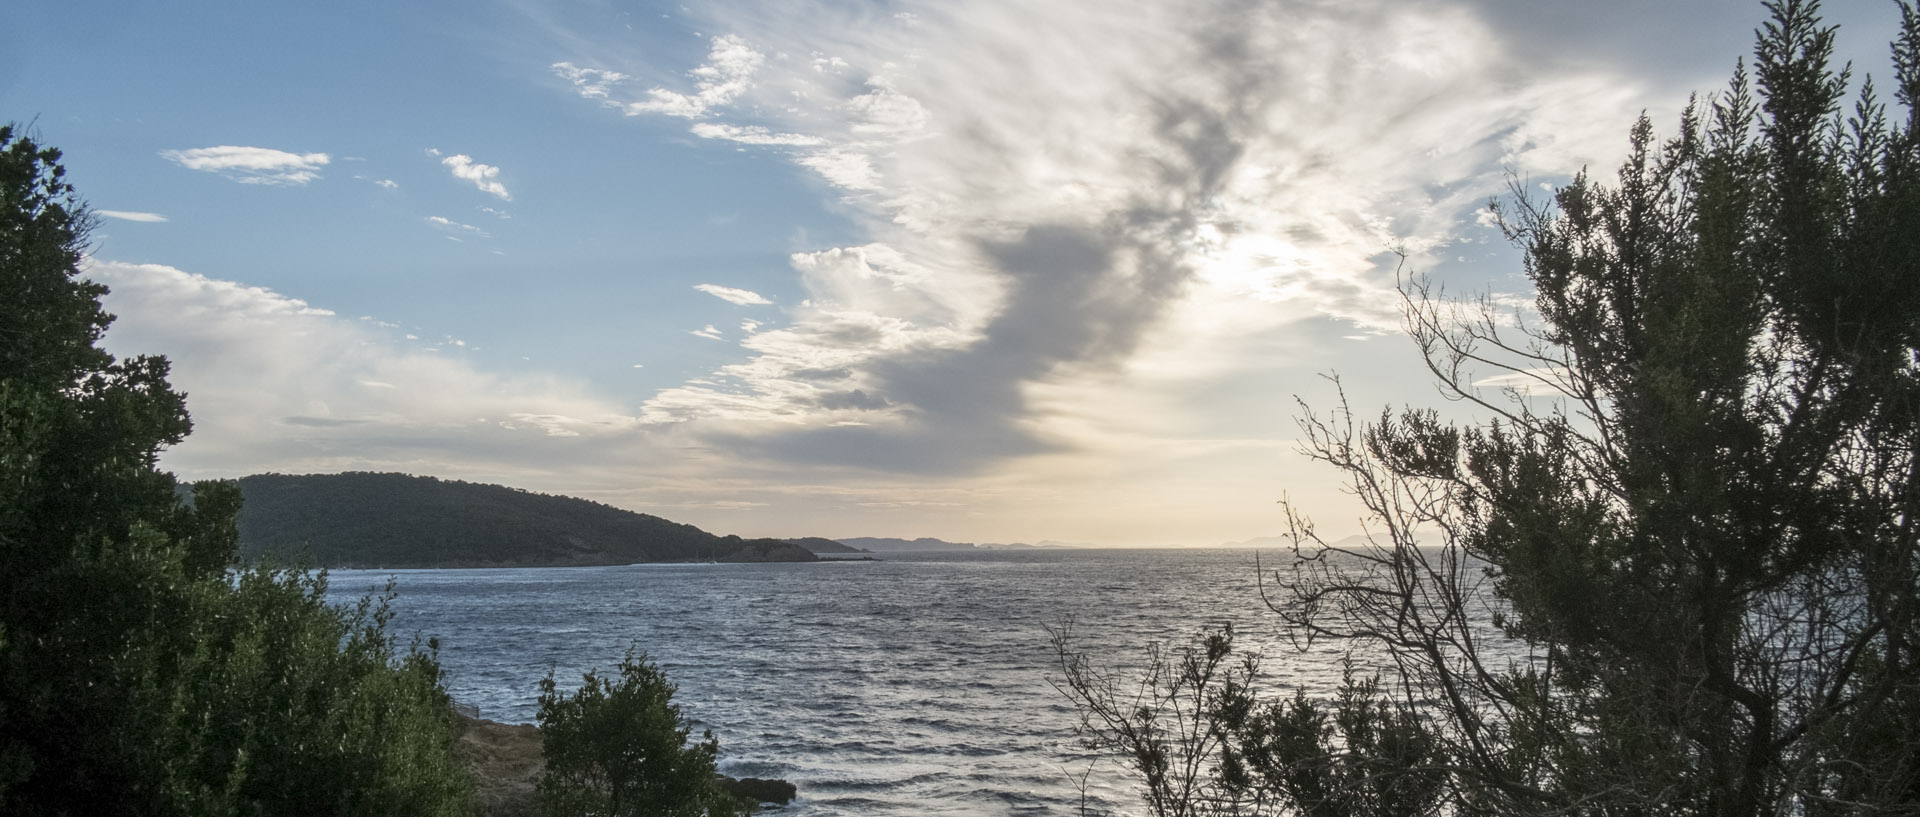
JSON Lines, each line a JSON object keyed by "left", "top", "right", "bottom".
{"left": 780, "top": 536, "right": 869, "bottom": 555}
{"left": 836, "top": 536, "right": 1088, "bottom": 552}
{"left": 219, "top": 473, "right": 862, "bottom": 568}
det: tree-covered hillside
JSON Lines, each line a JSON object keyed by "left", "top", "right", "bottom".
{"left": 230, "top": 473, "right": 817, "bottom": 567}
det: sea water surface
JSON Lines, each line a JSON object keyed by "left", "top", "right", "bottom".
{"left": 329, "top": 548, "right": 1361, "bottom": 816}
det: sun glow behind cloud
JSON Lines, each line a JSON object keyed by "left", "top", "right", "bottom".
{"left": 548, "top": 0, "right": 1645, "bottom": 477}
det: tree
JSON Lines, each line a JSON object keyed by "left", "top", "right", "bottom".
{"left": 1, "top": 119, "right": 207, "bottom": 811}
{"left": 0, "top": 124, "right": 472, "bottom": 815}
{"left": 1057, "top": 1, "right": 1920, "bottom": 814}
{"left": 537, "top": 648, "right": 745, "bottom": 817}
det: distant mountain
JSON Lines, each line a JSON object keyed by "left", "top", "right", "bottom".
{"left": 1219, "top": 535, "right": 1297, "bottom": 549}
{"left": 224, "top": 473, "right": 817, "bottom": 568}
{"left": 783, "top": 537, "right": 869, "bottom": 554}
{"left": 837, "top": 537, "right": 980, "bottom": 552}
{"left": 835, "top": 536, "right": 1090, "bottom": 551}
{"left": 995, "top": 539, "right": 1095, "bottom": 549}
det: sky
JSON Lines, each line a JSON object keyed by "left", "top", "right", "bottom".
{"left": 3, "top": 0, "right": 1905, "bottom": 546}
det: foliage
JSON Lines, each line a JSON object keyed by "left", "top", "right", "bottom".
{"left": 1050, "top": 623, "right": 1250, "bottom": 817}
{"left": 134, "top": 570, "right": 473, "bottom": 817}
{"left": 1051, "top": 625, "right": 1448, "bottom": 817}
{"left": 1057, "top": 1, "right": 1920, "bottom": 815}
{"left": 232, "top": 472, "right": 811, "bottom": 567}
{"left": 536, "top": 648, "right": 745, "bottom": 817}
{"left": 0, "top": 124, "right": 471, "bottom": 815}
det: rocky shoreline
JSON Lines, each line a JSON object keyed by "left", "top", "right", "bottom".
{"left": 454, "top": 714, "right": 795, "bottom": 815}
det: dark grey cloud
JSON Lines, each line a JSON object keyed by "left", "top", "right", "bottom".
{"left": 815, "top": 389, "right": 891, "bottom": 411}
{"left": 737, "top": 216, "right": 1200, "bottom": 473}
{"left": 788, "top": 366, "right": 855, "bottom": 382}
{"left": 1467, "top": 0, "right": 1902, "bottom": 91}
{"left": 280, "top": 416, "right": 367, "bottom": 428}
{"left": 695, "top": 6, "right": 1315, "bottom": 475}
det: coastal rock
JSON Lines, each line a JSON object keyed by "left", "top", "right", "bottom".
{"left": 720, "top": 775, "right": 799, "bottom": 805}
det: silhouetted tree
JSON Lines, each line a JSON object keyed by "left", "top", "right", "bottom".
{"left": 1058, "top": 2, "right": 1920, "bottom": 814}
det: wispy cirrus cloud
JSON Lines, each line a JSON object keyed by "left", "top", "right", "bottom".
{"left": 437, "top": 152, "right": 511, "bottom": 200}
{"left": 553, "top": 34, "right": 764, "bottom": 120}
{"left": 97, "top": 210, "right": 168, "bottom": 223}
{"left": 552, "top": 63, "right": 629, "bottom": 99}
{"left": 427, "top": 215, "right": 490, "bottom": 237}
{"left": 161, "top": 145, "right": 331, "bottom": 185}
{"left": 694, "top": 284, "right": 773, "bottom": 306}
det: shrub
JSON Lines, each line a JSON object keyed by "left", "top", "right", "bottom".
{"left": 537, "top": 649, "right": 744, "bottom": 817}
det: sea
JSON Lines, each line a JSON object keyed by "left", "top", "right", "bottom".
{"left": 328, "top": 548, "right": 1370, "bottom": 816}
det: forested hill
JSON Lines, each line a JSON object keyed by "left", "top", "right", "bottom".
{"left": 227, "top": 473, "right": 819, "bottom": 568}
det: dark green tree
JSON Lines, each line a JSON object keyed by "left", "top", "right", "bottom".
{"left": 1058, "top": 1, "right": 1920, "bottom": 814}
{"left": 537, "top": 648, "right": 745, "bottom": 817}
{"left": 0, "top": 124, "right": 472, "bottom": 815}
{"left": 0, "top": 119, "right": 209, "bottom": 812}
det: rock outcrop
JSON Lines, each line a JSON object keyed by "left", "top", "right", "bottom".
{"left": 720, "top": 775, "right": 798, "bottom": 805}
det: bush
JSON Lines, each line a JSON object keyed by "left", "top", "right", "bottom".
{"left": 140, "top": 570, "right": 473, "bottom": 817}
{"left": 537, "top": 648, "right": 744, "bottom": 817}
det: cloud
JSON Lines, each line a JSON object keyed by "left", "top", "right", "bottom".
{"left": 427, "top": 215, "right": 490, "bottom": 237}
{"left": 688, "top": 123, "right": 823, "bottom": 146}
{"left": 550, "top": 37, "right": 766, "bottom": 120}
{"left": 623, "top": 35, "right": 763, "bottom": 118}
{"left": 438, "top": 153, "right": 511, "bottom": 200}
{"left": 97, "top": 210, "right": 168, "bottom": 223}
{"left": 546, "top": 0, "right": 1667, "bottom": 478}
{"left": 161, "top": 145, "right": 331, "bottom": 185}
{"left": 85, "top": 259, "right": 651, "bottom": 481}
{"left": 1471, "top": 366, "right": 1578, "bottom": 398}
{"left": 690, "top": 325, "right": 726, "bottom": 340}
{"left": 375, "top": 179, "right": 400, "bottom": 190}
{"left": 694, "top": 284, "right": 773, "bottom": 305}
{"left": 551, "top": 62, "right": 629, "bottom": 99}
